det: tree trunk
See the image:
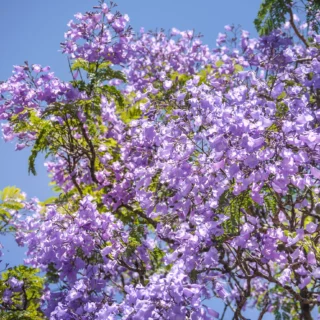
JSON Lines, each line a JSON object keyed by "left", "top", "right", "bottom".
{"left": 300, "top": 302, "right": 312, "bottom": 320}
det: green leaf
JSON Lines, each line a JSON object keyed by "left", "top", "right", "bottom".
{"left": 215, "top": 60, "right": 224, "bottom": 68}
{"left": 97, "top": 67, "right": 126, "bottom": 83}
{"left": 102, "top": 86, "right": 125, "bottom": 107}
{"left": 170, "top": 71, "right": 192, "bottom": 85}
{"left": 0, "top": 187, "right": 25, "bottom": 231}
{"left": 71, "top": 58, "right": 89, "bottom": 71}
{"left": 120, "top": 105, "right": 142, "bottom": 123}
{"left": 28, "top": 122, "right": 52, "bottom": 175}
{"left": 277, "top": 91, "right": 286, "bottom": 100}
{"left": 0, "top": 187, "right": 24, "bottom": 203}
{"left": 234, "top": 64, "right": 243, "bottom": 73}
{"left": 98, "top": 61, "right": 112, "bottom": 69}
{"left": 198, "top": 65, "right": 212, "bottom": 84}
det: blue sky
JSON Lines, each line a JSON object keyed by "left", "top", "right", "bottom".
{"left": 0, "top": 1, "right": 267, "bottom": 318}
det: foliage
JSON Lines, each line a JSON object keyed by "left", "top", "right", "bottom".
{"left": 0, "top": 187, "right": 24, "bottom": 232}
{"left": 0, "top": 266, "right": 44, "bottom": 320}
{"left": 255, "top": 0, "right": 320, "bottom": 36}
{"left": 254, "top": 0, "right": 291, "bottom": 35}
{"left": 0, "top": 188, "right": 44, "bottom": 319}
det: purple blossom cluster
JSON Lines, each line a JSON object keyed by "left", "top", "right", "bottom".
{"left": 1, "top": 1, "right": 320, "bottom": 319}
{"left": 62, "top": 2, "right": 132, "bottom": 64}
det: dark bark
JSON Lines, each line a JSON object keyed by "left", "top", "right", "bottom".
{"left": 300, "top": 302, "right": 312, "bottom": 320}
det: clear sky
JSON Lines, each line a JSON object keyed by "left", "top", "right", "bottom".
{"left": 0, "top": 1, "right": 268, "bottom": 318}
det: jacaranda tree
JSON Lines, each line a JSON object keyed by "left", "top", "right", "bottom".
{"left": 0, "top": 0, "right": 320, "bottom": 319}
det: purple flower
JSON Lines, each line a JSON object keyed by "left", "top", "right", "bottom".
{"left": 32, "top": 64, "right": 42, "bottom": 73}
{"left": 308, "top": 251, "right": 317, "bottom": 265}
{"left": 306, "top": 222, "right": 317, "bottom": 233}
{"left": 163, "top": 80, "right": 173, "bottom": 91}
{"left": 298, "top": 276, "right": 311, "bottom": 289}
{"left": 278, "top": 268, "right": 291, "bottom": 285}
{"left": 224, "top": 25, "right": 233, "bottom": 31}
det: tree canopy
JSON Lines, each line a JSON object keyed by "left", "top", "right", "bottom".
{"left": 0, "top": 0, "right": 320, "bottom": 319}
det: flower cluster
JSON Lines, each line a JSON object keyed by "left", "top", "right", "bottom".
{"left": 1, "top": 1, "right": 320, "bottom": 319}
